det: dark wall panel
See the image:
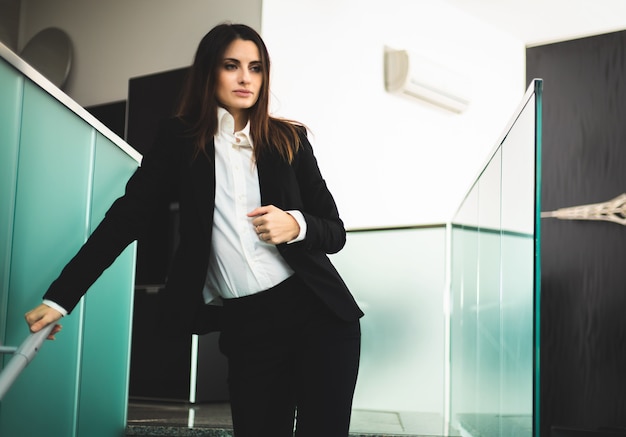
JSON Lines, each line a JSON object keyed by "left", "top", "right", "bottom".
{"left": 126, "top": 67, "right": 188, "bottom": 286}
{"left": 125, "top": 67, "right": 228, "bottom": 403}
{"left": 85, "top": 100, "right": 127, "bottom": 140}
{"left": 527, "top": 31, "right": 626, "bottom": 436}
{"left": 127, "top": 67, "right": 188, "bottom": 155}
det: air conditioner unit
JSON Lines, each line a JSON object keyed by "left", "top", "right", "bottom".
{"left": 384, "top": 47, "right": 470, "bottom": 113}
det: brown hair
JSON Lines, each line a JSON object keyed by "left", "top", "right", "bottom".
{"left": 176, "top": 23, "right": 301, "bottom": 162}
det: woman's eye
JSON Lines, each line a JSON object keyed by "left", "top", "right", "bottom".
{"left": 250, "top": 64, "right": 262, "bottom": 73}
{"left": 224, "top": 63, "right": 237, "bottom": 70}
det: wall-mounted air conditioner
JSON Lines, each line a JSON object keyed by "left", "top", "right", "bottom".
{"left": 384, "top": 47, "right": 470, "bottom": 113}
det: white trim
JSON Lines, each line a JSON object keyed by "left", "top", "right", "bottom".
{"left": 188, "top": 334, "right": 199, "bottom": 403}
{"left": 0, "top": 41, "right": 142, "bottom": 164}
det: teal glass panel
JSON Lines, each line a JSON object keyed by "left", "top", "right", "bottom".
{"left": 450, "top": 186, "right": 479, "bottom": 432}
{"left": 533, "top": 86, "right": 542, "bottom": 435}
{"left": 77, "top": 133, "right": 137, "bottom": 437}
{"left": 0, "top": 80, "right": 95, "bottom": 436}
{"left": 0, "top": 60, "right": 23, "bottom": 344}
{"left": 500, "top": 93, "right": 536, "bottom": 429}
{"left": 500, "top": 234, "right": 533, "bottom": 413}
{"left": 450, "top": 80, "right": 541, "bottom": 437}
{"left": 331, "top": 226, "right": 448, "bottom": 434}
{"left": 476, "top": 150, "right": 502, "bottom": 432}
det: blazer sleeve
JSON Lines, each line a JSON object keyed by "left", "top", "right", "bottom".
{"left": 292, "top": 129, "right": 346, "bottom": 254}
{"left": 43, "top": 118, "right": 185, "bottom": 313}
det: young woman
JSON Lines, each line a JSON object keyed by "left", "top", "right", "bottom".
{"left": 25, "top": 23, "right": 363, "bottom": 437}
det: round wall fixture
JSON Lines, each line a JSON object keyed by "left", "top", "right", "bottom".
{"left": 20, "top": 27, "right": 73, "bottom": 89}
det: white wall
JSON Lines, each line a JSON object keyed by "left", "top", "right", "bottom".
{"left": 17, "top": 0, "right": 526, "bottom": 227}
{"left": 262, "top": 0, "right": 526, "bottom": 228}
{"left": 18, "top": 0, "right": 262, "bottom": 107}
{"left": 446, "top": 0, "right": 626, "bottom": 47}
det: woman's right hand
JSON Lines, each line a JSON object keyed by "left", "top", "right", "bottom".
{"left": 25, "top": 304, "right": 63, "bottom": 340}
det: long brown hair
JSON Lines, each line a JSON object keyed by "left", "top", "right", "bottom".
{"left": 176, "top": 23, "right": 301, "bottom": 162}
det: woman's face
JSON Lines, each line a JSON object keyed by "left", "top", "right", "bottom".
{"left": 216, "top": 38, "right": 263, "bottom": 125}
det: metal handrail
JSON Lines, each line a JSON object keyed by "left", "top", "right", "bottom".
{"left": 0, "top": 324, "right": 55, "bottom": 401}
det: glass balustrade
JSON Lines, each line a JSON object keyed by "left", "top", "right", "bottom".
{"left": 450, "top": 79, "right": 542, "bottom": 437}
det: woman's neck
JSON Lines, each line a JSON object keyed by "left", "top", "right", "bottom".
{"left": 229, "top": 109, "right": 249, "bottom": 132}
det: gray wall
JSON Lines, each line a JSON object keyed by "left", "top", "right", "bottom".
{"left": 0, "top": 0, "right": 20, "bottom": 50}
{"left": 15, "top": 0, "right": 263, "bottom": 106}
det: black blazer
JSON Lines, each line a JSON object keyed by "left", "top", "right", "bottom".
{"left": 44, "top": 118, "right": 363, "bottom": 335}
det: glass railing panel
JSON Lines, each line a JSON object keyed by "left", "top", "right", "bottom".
{"left": 532, "top": 87, "right": 543, "bottom": 436}
{"left": 76, "top": 132, "right": 138, "bottom": 436}
{"left": 0, "top": 60, "right": 23, "bottom": 343}
{"left": 0, "top": 45, "right": 140, "bottom": 437}
{"left": 500, "top": 91, "right": 538, "bottom": 436}
{"left": 450, "top": 221, "right": 479, "bottom": 431}
{"left": 1, "top": 79, "right": 95, "bottom": 437}
{"left": 449, "top": 165, "right": 480, "bottom": 436}
{"left": 450, "top": 79, "right": 542, "bottom": 437}
{"left": 476, "top": 150, "right": 503, "bottom": 433}
{"left": 500, "top": 232, "right": 533, "bottom": 429}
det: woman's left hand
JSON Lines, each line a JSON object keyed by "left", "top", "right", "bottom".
{"left": 248, "top": 205, "right": 300, "bottom": 245}
{"left": 25, "top": 304, "right": 63, "bottom": 340}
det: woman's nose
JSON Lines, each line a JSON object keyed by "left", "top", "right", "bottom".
{"left": 239, "top": 68, "right": 250, "bottom": 84}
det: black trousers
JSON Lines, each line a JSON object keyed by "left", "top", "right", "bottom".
{"left": 219, "top": 275, "right": 361, "bottom": 437}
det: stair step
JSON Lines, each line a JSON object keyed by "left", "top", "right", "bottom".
{"left": 126, "top": 426, "right": 435, "bottom": 437}
{"left": 126, "top": 401, "right": 454, "bottom": 436}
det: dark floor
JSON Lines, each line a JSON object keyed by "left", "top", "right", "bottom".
{"left": 126, "top": 400, "right": 460, "bottom": 437}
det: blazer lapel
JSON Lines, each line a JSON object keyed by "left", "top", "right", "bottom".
{"left": 191, "top": 139, "right": 216, "bottom": 238}
{"left": 257, "top": 153, "right": 283, "bottom": 206}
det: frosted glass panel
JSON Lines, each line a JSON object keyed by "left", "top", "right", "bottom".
{"left": 0, "top": 60, "right": 23, "bottom": 341}
{"left": 0, "top": 50, "right": 139, "bottom": 437}
{"left": 1, "top": 80, "right": 94, "bottom": 437}
{"left": 331, "top": 226, "right": 447, "bottom": 422}
{"left": 77, "top": 133, "right": 137, "bottom": 437}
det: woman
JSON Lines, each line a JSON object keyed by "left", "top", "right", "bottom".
{"left": 25, "top": 23, "right": 363, "bottom": 437}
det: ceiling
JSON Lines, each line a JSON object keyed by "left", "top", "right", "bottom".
{"left": 3, "top": 0, "right": 625, "bottom": 48}
{"left": 445, "top": 0, "right": 626, "bottom": 46}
